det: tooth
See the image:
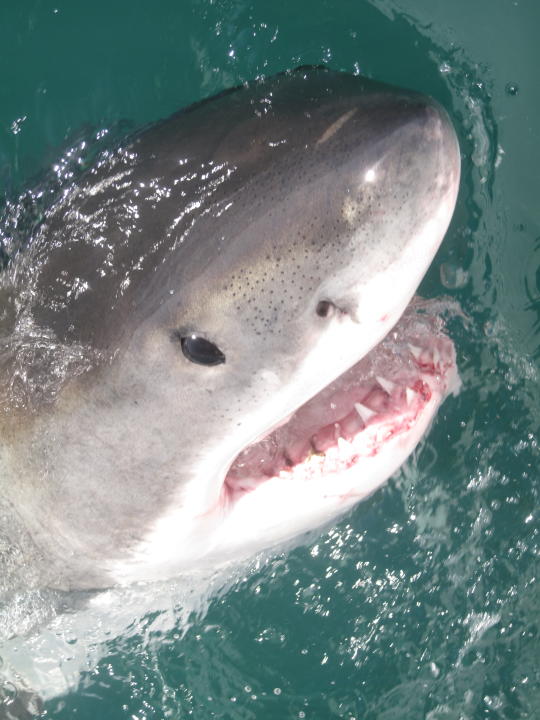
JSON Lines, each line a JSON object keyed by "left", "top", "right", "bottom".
{"left": 406, "top": 387, "right": 416, "bottom": 406}
{"left": 279, "top": 470, "right": 291, "bottom": 479}
{"left": 242, "top": 479, "right": 259, "bottom": 490}
{"left": 376, "top": 376, "right": 395, "bottom": 394}
{"left": 408, "top": 344, "right": 422, "bottom": 360}
{"left": 354, "top": 402, "right": 376, "bottom": 423}
{"left": 433, "top": 347, "right": 441, "bottom": 366}
{"left": 337, "top": 437, "right": 351, "bottom": 452}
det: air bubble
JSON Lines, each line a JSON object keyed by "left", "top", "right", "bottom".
{"left": 505, "top": 82, "right": 519, "bottom": 96}
{"left": 440, "top": 262, "right": 469, "bottom": 289}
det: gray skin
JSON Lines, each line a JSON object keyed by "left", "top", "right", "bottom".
{"left": 0, "top": 67, "right": 460, "bottom": 593}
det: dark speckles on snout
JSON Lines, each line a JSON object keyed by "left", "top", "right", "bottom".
{"left": 221, "top": 240, "right": 326, "bottom": 337}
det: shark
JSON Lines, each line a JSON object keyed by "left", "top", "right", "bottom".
{"left": 0, "top": 65, "right": 460, "bottom": 600}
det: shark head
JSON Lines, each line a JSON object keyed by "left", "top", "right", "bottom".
{"left": 2, "top": 68, "right": 460, "bottom": 589}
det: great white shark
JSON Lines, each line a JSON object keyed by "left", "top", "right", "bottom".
{"left": 0, "top": 66, "right": 460, "bottom": 618}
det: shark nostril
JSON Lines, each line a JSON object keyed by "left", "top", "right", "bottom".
{"left": 316, "top": 300, "right": 352, "bottom": 319}
{"left": 316, "top": 300, "right": 334, "bottom": 318}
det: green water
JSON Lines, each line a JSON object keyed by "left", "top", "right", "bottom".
{"left": 1, "top": 0, "right": 539, "bottom": 718}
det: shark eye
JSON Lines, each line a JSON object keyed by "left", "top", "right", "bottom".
{"left": 180, "top": 334, "right": 226, "bottom": 366}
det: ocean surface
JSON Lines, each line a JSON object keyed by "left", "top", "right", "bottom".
{"left": 1, "top": 0, "right": 539, "bottom": 718}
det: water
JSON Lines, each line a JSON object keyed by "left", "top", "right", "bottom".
{"left": 1, "top": 0, "right": 539, "bottom": 717}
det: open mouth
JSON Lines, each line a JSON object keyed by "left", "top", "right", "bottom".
{"left": 224, "top": 300, "right": 459, "bottom": 506}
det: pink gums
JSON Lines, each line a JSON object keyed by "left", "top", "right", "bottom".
{"left": 224, "top": 302, "right": 458, "bottom": 503}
